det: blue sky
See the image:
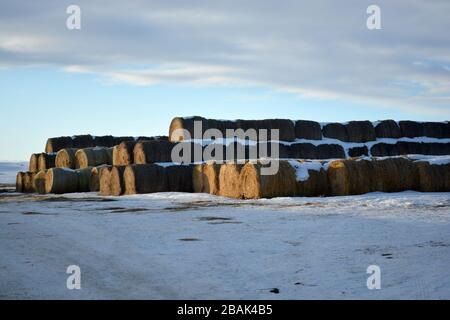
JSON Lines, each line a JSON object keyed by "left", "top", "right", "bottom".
{"left": 1, "top": 1, "right": 450, "bottom": 160}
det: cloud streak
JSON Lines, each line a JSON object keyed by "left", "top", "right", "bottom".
{"left": 1, "top": 0, "right": 450, "bottom": 116}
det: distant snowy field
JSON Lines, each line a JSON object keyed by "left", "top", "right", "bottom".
{"left": 0, "top": 162, "right": 27, "bottom": 186}
{"left": 0, "top": 163, "right": 450, "bottom": 299}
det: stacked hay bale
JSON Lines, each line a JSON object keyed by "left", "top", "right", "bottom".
{"left": 192, "top": 162, "right": 221, "bottom": 195}
{"left": 75, "top": 147, "right": 113, "bottom": 168}
{"left": 16, "top": 172, "right": 37, "bottom": 193}
{"left": 415, "top": 161, "right": 450, "bottom": 192}
{"left": 38, "top": 153, "right": 56, "bottom": 171}
{"left": 43, "top": 167, "right": 95, "bottom": 194}
{"left": 89, "top": 165, "right": 111, "bottom": 193}
{"left": 45, "top": 135, "right": 145, "bottom": 153}
{"left": 219, "top": 162, "right": 245, "bottom": 199}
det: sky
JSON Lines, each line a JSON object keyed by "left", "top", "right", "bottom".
{"left": 1, "top": 0, "right": 450, "bottom": 161}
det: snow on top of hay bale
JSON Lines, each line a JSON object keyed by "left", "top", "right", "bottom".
{"left": 287, "top": 160, "right": 324, "bottom": 182}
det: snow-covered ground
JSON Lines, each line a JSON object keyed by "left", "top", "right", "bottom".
{"left": 1, "top": 188, "right": 450, "bottom": 299}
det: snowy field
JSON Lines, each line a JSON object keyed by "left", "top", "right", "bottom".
{"left": 0, "top": 163, "right": 450, "bottom": 299}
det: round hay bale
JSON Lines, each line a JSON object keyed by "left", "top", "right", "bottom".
{"left": 38, "top": 153, "right": 56, "bottom": 171}
{"left": 75, "top": 147, "right": 113, "bottom": 169}
{"left": 374, "top": 120, "right": 401, "bottom": 138}
{"left": 345, "top": 121, "right": 376, "bottom": 142}
{"left": 202, "top": 162, "right": 221, "bottom": 195}
{"left": 123, "top": 164, "right": 168, "bottom": 195}
{"left": 34, "top": 170, "right": 47, "bottom": 194}
{"left": 112, "top": 141, "right": 139, "bottom": 166}
{"left": 295, "top": 120, "right": 322, "bottom": 140}
{"left": 423, "top": 122, "right": 450, "bottom": 139}
{"left": 110, "top": 166, "right": 126, "bottom": 196}
{"left": 327, "top": 160, "right": 350, "bottom": 196}
{"left": 219, "top": 163, "right": 245, "bottom": 199}
{"left": 415, "top": 162, "right": 450, "bottom": 192}
{"left": 77, "top": 167, "right": 93, "bottom": 192}
{"left": 134, "top": 140, "right": 177, "bottom": 164}
{"left": 16, "top": 172, "right": 24, "bottom": 193}
{"left": 22, "top": 172, "right": 37, "bottom": 193}
{"left": 348, "top": 146, "right": 369, "bottom": 158}
{"left": 56, "top": 148, "right": 79, "bottom": 169}
{"left": 45, "top": 168, "right": 79, "bottom": 194}
{"left": 72, "top": 135, "right": 95, "bottom": 149}
{"left": 290, "top": 160, "right": 329, "bottom": 197}
{"left": 289, "top": 143, "right": 316, "bottom": 159}
{"left": 90, "top": 165, "right": 110, "bottom": 192}
{"left": 29, "top": 153, "right": 42, "bottom": 173}
{"left": 240, "top": 161, "right": 297, "bottom": 199}
{"left": 399, "top": 121, "right": 424, "bottom": 138}
{"left": 316, "top": 144, "right": 345, "bottom": 159}
{"left": 166, "top": 165, "right": 194, "bottom": 192}
{"left": 322, "top": 123, "right": 348, "bottom": 141}
{"left": 169, "top": 116, "right": 208, "bottom": 142}
{"left": 192, "top": 164, "right": 204, "bottom": 193}
{"left": 45, "top": 136, "right": 74, "bottom": 153}
{"left": 370, "top": 143, "right": 400, "bottom": 157}
{"left": 372, "top": 158, "right": 418, "bottom": 192}
{"left": 99, "top": 166, "right": 113, "bottom": 196}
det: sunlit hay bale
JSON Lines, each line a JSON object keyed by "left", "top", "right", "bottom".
{"left": 124, "top": 164, "right": 168, "bottom": 195}
{"left": 28, "top": 153, "right": 42, "bottom": 173}
{"left": 99, "top": 166, "right": 113, "bottom": 196}
{"left": 290, "top": 160, "right": 329, "bottom": 197}
{"left": 415, "top": 161, "right": 450, "bottom": 192}
{"left": 399, "top": 121, "right": 424, "bottom": 138}
{"left": 202, "top": 162, "right": 221, "bottom": 195}
{"left": 322, "top": 123, "right": 348, "bottom": 142}
{"left": 33, "top": 170, "right": 47, "bottom": 195}
{"left": 89, "top": 165, "right": 110, "bottom": 192}
{"left": 110, "top": 166, "right": 127, "bottom": 196}
{"left": 192, "top": 164, "right": 204, "bottom": 193}
{"left": 38, "top": 153, "right": 56, "bottom": 171}
{"left": 374, "top": 120, "right": 401, "bottom": 139}
{"left": 44, "top": 168, "right": 79, "bottom": 194}
{"left": 16, "top": 172, "right": 24, "bottom": 193}
{"left": 113, "top": 141, "right": 136, "bottom": 166}
{"left": 133, "top": 140, "right": 177, "bottom": 164}
{"left": 219, "top": 162, "right": 245, "bottom": 199}
{"left": 372, "top": 157, "right": 419, "bottom": 192}
{"left": 55, "top": 148, "right": 79, "bottom": 169}
{"left": 22, "top": 172, "right": 37, "bottom": 193}
{"left": 169, "top": 116, "right": 210, "bottom": 142}
{"left": 74, "top": 147, "right": 113, "bottom": 169}
{"left": 240, "top": 160, "right": 297, "bottom": 199}
{"left": 327, "top": 160, "right": 350, "bottom": 196}
{"left": 294, "top": 120, "right": 322, "bottom": 140}
{"left": 165, "top": 164, "right": 194, "bottom": 193}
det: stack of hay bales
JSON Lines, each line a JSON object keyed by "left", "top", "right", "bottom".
{"left": 16, "top": 118, "right": 450, "bottom": 198}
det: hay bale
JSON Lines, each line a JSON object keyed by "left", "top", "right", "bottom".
{"left": 16, "top": 172, "right": 24, "bottom": 192}
{"left": 169, "top": 116, "right": 296, "bottom": 142}
{"left": 316, "top": 144, "right": 345, "bottom": 159}
{"left": 192, "top": 164, "right": 204, "bottom": 193}
{"left": 345, "top": 121, "right": 376, "bottom": 142}
{"left": 99, "top": 166, "right": 113, "bottom": 196}
{"left": 295, "top": 120, "right": 322, "bottom": 140}
{"left": 374, "top": 120, "right": 401, "bottom": 138}
{"left": 55, "top": 148, "right": 79, "bottom": 169}
{"left": 241, "top": 161, "right": 297, "bottom": 199}
{"left": 372, "top": 158, "right": 418, "bottom": 192}
{"left": 290, "top": 143, "right": 317, "bottom": 159}
{"left": 370, "top": 143, "right": 400, "bottom": 157}
{"left": 22, "top": 172, "right": 37, "bottom": 193}
{"left": 134, "top": 140, "right": 177, "bottom": 164}
{"left": 112, "top": 141, "right": 138, "bottom": 166}
{"left": 166, "top": 165, "right": 194, "bottom": 192}
{"left": 45, "top": 136, "right": 74, "bottom": 153}
{"left": 75, "top": 147, "right": 113, "bottom": 168}
{"left": 110, "top": 166, "right": 126, "bottom": 196}
{"left": 257, "top": 142, "right": 290, "bottom": 159}
{"left": 123, "top": 164, "right": 168, "bottom": 195}
{"left": 219, "top": 163, "right": 245, "bottom": 199}
{"left": 202, "top": 162, "right": 221, "bottom": 195}
{"left": 29, "top": 153, "right": 41, "bottom": 172}
{"left": 327, "top": 160, "right": 350, "bottom": 196}
{"left": 399, "top": 121, "right": 424, "bottom": 138}
{"left": 289, "top": 160, "right": 329, "bottom": 197}
{"left": 34, "top": 170, "right": 47, "bottom": 194}
{"left": 415, "top": 162, "right": 450, "bottom": 192}
{"left": 322, "top": 123, "right": 348, "bottom": 141}
{"left": 421, "top": 143, "right": 450, "bottom": 155}
{"left": 89, "top": 165, "right": 110, "bottom": 192}
{"left": 38, "top": 153, "right": 56, "bottom": 171}
{"left": 45, "top": 168, "right": 79, "bottom": 194}
{"left": 72, "top": 135, "right": 95, "bottom": 149}
{"left": 348, "top": 146, "right": 369, "bottom": 157}
{"left": 77, "top": 167, "right": 93, "bottom": 192}
{"left": 423, "top": 122, "right": 450, "bottom": 139}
